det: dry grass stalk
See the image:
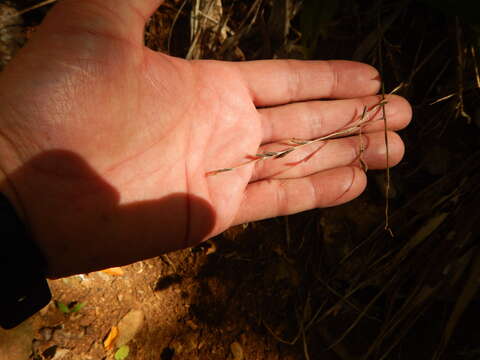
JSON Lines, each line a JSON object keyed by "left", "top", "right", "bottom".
{"left": 405, "top": 37, "right": 448, "bottom": 95}
{"left": 206, "top": 100, "right": 388, "bottom": 176}
{"left": 187, "top": 0, "right": 224, "bottom": 59}
{"left": 428, "top": 92, "right": 456, "bottom": 106}
{"left": 376, "top": 11, "right": 394, "bottom": 237}
{"left": 216, "top": 0, "right": 263, "bottom": 59}
{"left": 358, "top": 107, "right": 368, "bottom": 172}
{"left": 454, "top": 17, "right": 472, "bottom": 123}
{"left": 471, "top": 45, "right": 480, "bottom": 89}
{"left": 5, "top": 0, "right": 56, "bottom": 20}
{"left": 380, "top": 94, "right": 393, "bottom": 236}
{"left": 167, "top": 0, "right": 189, "bottom": 54}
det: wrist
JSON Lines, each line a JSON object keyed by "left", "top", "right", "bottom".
{"left": 0, "top": 129, "right": 52, "bottom": 329}
{"left": 0, "top": 175, "right": 26, "bottom": 222}
{"left": 0, "top": 140, "right": 27, "bottom": 222}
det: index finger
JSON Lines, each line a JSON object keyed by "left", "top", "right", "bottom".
{"left": 236, "top": 60, "right": 381, "bottom": 107}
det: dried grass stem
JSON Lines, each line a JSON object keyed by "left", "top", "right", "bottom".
{"left": 206, "top": 100, "right": 387, "bottom": 176}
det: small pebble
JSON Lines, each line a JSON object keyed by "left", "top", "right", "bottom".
{"left": 40, "top": 327, "right": 53, "bottom": 342}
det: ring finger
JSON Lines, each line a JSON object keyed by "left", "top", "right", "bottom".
{"left": 250, "top": 131, "right": 404, "bottom": 182}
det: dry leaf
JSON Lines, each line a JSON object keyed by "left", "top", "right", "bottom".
{"left": 101, "top": 267, "right": 125, "bottom": 276}
{"left": 230, "top": 342, "right": 244, "bottom": 360}
{"left": 116, "top": 310, "right": 145, "bottom": 347}
{"left": 206, "top": 239, "right": 217, "bottom": 255}
{"left": 103, "top": 326, "right": 118, "bottom": 350}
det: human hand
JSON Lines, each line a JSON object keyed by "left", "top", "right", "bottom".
{"left": 0, "top": 0, "right": 411, "bottom": 277}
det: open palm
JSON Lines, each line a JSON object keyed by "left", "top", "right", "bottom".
{"left": 0, "top": 0, "right": 411, "bottom": 277}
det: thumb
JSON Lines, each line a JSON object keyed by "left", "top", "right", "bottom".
{"left": 40, "top": 0, "right": 164, "bottom": 45}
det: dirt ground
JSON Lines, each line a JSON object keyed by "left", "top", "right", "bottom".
{"left": 3, "top": 203, "right": 392, "bottom": 360}
{"left": 1, "top": 0, "right": 480, "bottom": 359}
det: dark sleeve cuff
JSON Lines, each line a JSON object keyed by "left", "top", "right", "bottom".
{"left": 0, "top": 192, "right": 52, "bottom": 329}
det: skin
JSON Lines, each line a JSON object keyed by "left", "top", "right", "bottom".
{"left": 0, "top": 0, "right": 411, "bottom": 278}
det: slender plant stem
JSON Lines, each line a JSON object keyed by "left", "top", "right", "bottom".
{"left": 377, "top": 4, "right": 394, "bottom": 237}
{"left": 206, "top": 100, "right": 387, "bottom": 176}
{"left": 7, "top": 0, "right": 57, "bottom": 19}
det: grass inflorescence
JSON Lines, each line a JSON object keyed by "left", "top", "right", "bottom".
{"left": 206, "top": 99, "right": 388, "bottom": 177}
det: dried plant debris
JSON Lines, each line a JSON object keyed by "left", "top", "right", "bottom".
{"left": 0, "top": 3, "right": 25, "bottom": 70}
{"left": 187, "top": 0, "right": 225, "bottom": 59}
{"left": 147, "top": 0, "right": 304, "bottom": 60}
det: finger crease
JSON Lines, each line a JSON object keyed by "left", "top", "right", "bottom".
{"left": 327, "top": 61, "right": 339, "bottom": 98}
{"left": 286, "top": 60, "right": 302, "bottom": 103}
{"left": 308, "top": 103, "right": 324, "bottom": 137}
